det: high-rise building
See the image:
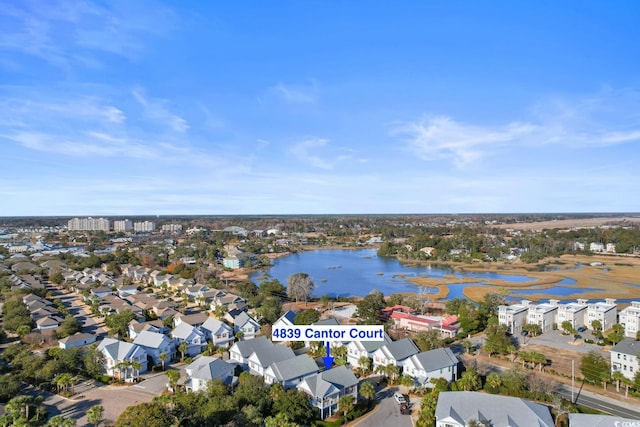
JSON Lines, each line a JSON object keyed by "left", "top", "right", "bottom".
{"left": 161, "top": 224, "right": 183, "bottom": 233}
{"left": 67, "top": 217, "right": 111, "bottom": 232}
{"left": 134, "top": 221, "right": 156, "bottom": 233}
{"left": 114, "top": 219, "right": 133, "bottom": 232}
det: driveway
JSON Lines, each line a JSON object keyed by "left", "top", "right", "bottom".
{"left": 352, "top": 383, "right": 413, "bottom": 427}
{"left": 525, "top": 329, "right": 600, "bottom": 354}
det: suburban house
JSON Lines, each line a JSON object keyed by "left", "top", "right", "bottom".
{"left": 263, "top": 354, "right": 318, "bottom": 388}
{"left": 372, "top": 338, "right": 419, "bottom": 370}
{"left": 527, "top": 302, "right": 558, "bottom": 332}
{"left": 346, "top": 332, "right": 392, "bottom": 368}
{"left": 610, "top": 339, "right": 640, "bottom": 381}
{"left": 586, "top": 299, "right": 618, "bottom": 330}
{"left": 58, "top": 332, "right": 97, "bottom": 349}
{"left": 434, "top": 391, "right": 554, "bottom": 427}
{"left": 232, "top": 311, "right": 260, "bottom": 340}
{"left": 390, "top": 312, "right": 459, "bottom": 337}
{"left": 97, "top": 338, "right": 148, "bottom": 379}
{"left": 132, "top": 330, "right": 175, "bottom": 365}
{"left": 297, "top": 365, "right": 359, "bottom": 420}
{"left": 116, "top": 284, "right": 139, "bottom": 298}
{"left": 183, "top": 356, "right": 236, "bottom": 392}
{"left": 128, "top": 319, "right": 168, "bottom": 340}
{"left": 200, "top": 317, "right": 234, "bottom": 348}
{"left": 229, "top": 336, "right": 275, "bottom": 369}
{"left": 619, "top": 302, "right": 640, "bottom": 338}
{"left": 36, "top": 315, "right": 63, "bottom": 330}
{"left": 173, "top": 312, "right": 210, "bottom": 329}
{"left": 403, "top": 348, "right": 459, "bottom": 386}
{"left": 246, "top": 344, "right": 296, "bottom": 377}
{"left": 498, "top": 301, "right": 530, "bottom": 335}
{"left": 172, "top": 322, "right": 207, "bottom": 357}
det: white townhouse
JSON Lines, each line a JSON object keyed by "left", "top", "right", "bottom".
{"left": 372, "top": 338, "right": 419, "bottom": 370}
{"left": 184, "top": 356, "right": 236, "bottom": 392}
{"left": 232, "top": 311, "right": 260, "bottom": 340}
{"left": 297, "top": 365, "right": 358, "bottom": 420}
{"left": 172, "top": 322, "right": 206, "bottom": 357}
{"left": 619, "top": 302, "right": 640, "bottom": 338}
{"left": 403, "top": 348, "right": 459, "bottom": 387}
{"left": 263, "top": 354, "right": 318, "bottom": 389}
{"left": 586, "top": 299, "right": 617, "bottom": 330}
{"left": 556, "top": 299, "right": 588, "bottom": 330}
{"left": 527, "top": 301, "right": 558, "bottom": 333}
{"left": 200, "top": 317, "right": 234, "bottom": 348}
{"left": 132, "top": 330, "right": 175, "bottom": 366}
{"left": 272, "top": 310, "right": 297, "bottom": 332}
{"left": 246, "top": 344, "right": 295, "bottom": 377}
{"left": 346, "top": 332, "right": 392, "bottom": 368}
{"left": 97, "top": 338, "right": 148, "bottom": 380}
{"left": 610, "top": 339, "right": 640, "bottom": 381}
{"left": 229, "top": 336, "right": 275, "bottom": 368}
{"left": 497, "top": 301, "right": 530, "bottom": 335}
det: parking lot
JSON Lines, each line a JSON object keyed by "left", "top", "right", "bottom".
{"left": 525, "top": 328, "right": 601, "bottom": 354}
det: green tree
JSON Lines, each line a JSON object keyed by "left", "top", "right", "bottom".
{"left": 158, "top": 352, "right": 169, "bottom": 370}
{"left": 115, "top": 402, "right": 173, "bottom": 427}
{"left": 59, "top": 315, "right": 81, "bottom": 338}
{"left": 522, "top": 323, "right": 542, "bottom": 337}
{"left": 294, "top": 309, "right": 320, "bottom": 325}
{"left": 608, "top": 324, "right": 625, "bottom": 345}
{"left": 560, "top": 320, "right": 574, "bottom": 335}
{"left": 359, "top": 381, "right": 376, "bottom": 402}
{"left": 457, "top": 369, "right": 481, "bottom": 391}
{"left": 500, "top": 368, "right": 527, "bottom": 395}
{"left": 50, "top": 271, "right": 65, "bottom": 285}
{"left": 0, "top": 374, "right": 22, "bottom": 402}
{"left": 84, "top": 344, "right": 105, "bottom": 377}
{"left": 272, "top": 389, "right": 316, "bottom": 425}
{"left": 612, "top": 370, "right": 625, "bottom": 393}
{"left": 483, "top": 320, "right": 512, "bottom": 357}
{"left": 356, "top": 290, "right": 386, "bottom": 324}
{"left": 166, "top": 369, "right": 180, "bottom": 393}
{"left": 287, "top": 273, "right": 315, "bottom": 305}
{"left": 2, "top": 298, "right": 33, "bottom": 332}
{"left": 581, "top": 350, "right": 610, "bottom": 389}
{"left": 46, "top": 415, "right": 77, "bottom": 426}
{"left": 256, "top": 296, "right": 283, "bottom": 324}
{"left": 414, "top": 329, "right": 445, "bottom": 352}
{"left": 105, "top": 309, "right": 135, "bottom": 339}
{"left": 485, "top": 372, "right": 501, "bottom": 391}
{"left": 178, "top": 341, "right": 188, "bottom": 361}
{"left": 338, "top": 394, "right": 355, "bottom": 419}
{"left": 87, "top": 404, "right": 104, "bottom": 427}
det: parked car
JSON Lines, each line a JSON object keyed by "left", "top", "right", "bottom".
{"left": 400, "top": 403, "right": 411, "bottom": 415}
{"left": 577, "top": 327, "right": 586, "bottom": 332}
{"left": 394, "top": 393, "right": 406, "bottom": 404}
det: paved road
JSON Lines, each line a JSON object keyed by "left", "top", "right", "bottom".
{"left": 557, "top": 383, "right": 640, "bottom": 419}
{"left": 46, "top": 283, "right": 107, "bottom": 339}
{"left": 352, "top": 385, "right": 413, "bottom": 427}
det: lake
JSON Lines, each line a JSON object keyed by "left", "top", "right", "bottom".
{"left": 250, "top": 249, "right": 558, "bottom": 299}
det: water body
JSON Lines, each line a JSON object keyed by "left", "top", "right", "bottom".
{"left": 250, "top": 249, "right": 569, "bottom": 298}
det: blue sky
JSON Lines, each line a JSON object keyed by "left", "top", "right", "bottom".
{"left": 2, "top": 1, "right": 640, "bottom": 215}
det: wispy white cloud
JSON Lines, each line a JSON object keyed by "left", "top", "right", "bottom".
{"left": 132, "top": 88, "right": 189, "bottom": 132}
{"left": 290, "top": 138, "right": 332, "bottom": 169}
{"left": 394, "top": 89, "right": 640, "bottom": 167}
{"left": 270, "top": 81, "right": 318, "bottom": 104}
{"left": 0, "top": 0, "right": 176, "bottom": 68}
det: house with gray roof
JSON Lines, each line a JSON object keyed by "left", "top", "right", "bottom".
{"left": 128, "top": 319, "right": 167, "bottom": 340}
{"left": 36, "top": 315, "right": 63, "bottom": 330}
{"left": 610, "top": 338, "right": 640, "bottom": 381}
{"left": 264, "top": 354, "right": 318, "bottom": 388}
{"left": 403, "top": 347, "right": 459, "bottom": 386}
{"left": 273, "top": 310, "right": 297, "bottom": 331}
{"left": 346, "top": 332, "right": 393, "bottom": 368}
{"left": 174, "top": 311, "right": 209, "bottom": 328}
{"left": 184, "top": 356, "right": 236, "bottom": 392}
{"left": 200, "top": 317, "right": 234, "bottom": 348}
{"left": 233, "top": 311, "right": 260, "bottom": 340}
{"left": 297, "top": 365, "right": 359, "bottom": 420}
{"left": 434, "top": 391, "right": 553, "bottom": 427}
{"left": 132, "top": 330, "right": 175, "bottom": 365}
{"left": 172, "top": 322, "right": 206, "bottom": 357}
{"left": 97, "top": 338, "right": 148, "bottom": 380}
{"left": 229, "top": 336, "right": 273, "bottom": 368}
{"left": 372, "top": 337, "right": 419, "bottom": 370}
{"left": 58, "top": 332, "right": 96, "bottom": 349}
{"left": 246, "top": 343, "right": 295, "bottom": 376}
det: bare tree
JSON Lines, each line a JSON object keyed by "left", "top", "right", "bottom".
{"left": 287, "top": 273, "right": 315, "bottom": 305}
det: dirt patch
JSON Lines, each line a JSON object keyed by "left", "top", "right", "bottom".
{"left": 494, "top": 216, "right": 640, "bottom": 231}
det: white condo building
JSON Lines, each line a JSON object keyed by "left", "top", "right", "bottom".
{"left": 162, "top": 224, "right": 183, "bottom": 233}
{"left": 68, "top": 217, "right": 111, "bottom": 232}
{"left": 498, "top": 301, "right": 529, "bottom": 335}
{"left": 114, "top": 219, "right": 133, "bottom": 232}
{"left": 527, "top": 301, "right": 558, "bottom": 332}
{"left": 134, "top": 221, "right": 156, "bottom": 233}
{"left": 586, "top": 298, "right": 617, "bottom": 330}
{"left": 556, "top": 299, "right": 588, "bottom": 329}
{"left": 619, "top": 302, "right": 640, "bottom": 338}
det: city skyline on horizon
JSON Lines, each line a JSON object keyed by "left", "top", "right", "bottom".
{"left": 2, "top": 1, "right": 640, "bottom": 216}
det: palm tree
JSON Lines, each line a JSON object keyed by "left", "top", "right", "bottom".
{"left": 338, "top": 394, "right": 355, "bottom": 419}
{"left": 359, "top": 381, "right": 376, "bottom": 402}
{"left": 166, "top": 369, "right": 180, "bottom": 393}
{"left": 486, "top": 372, "right": 501, "bottom": 390}
{"left": 131, "top": 361, "right": 142, "bottom": 382}
{"left": 159, "top": 352, "right": 169, "bottom": 371}
{"left": 207, "top": 340, "right": 216, "bottom": 356}
{"left": 384, "top": 364, "right": 399, "bottom": 384}
{"left": 46, "top": 415, "right": 77, "bottom": 427}
{"left": 457, "top": 370, "right": 481, "bottom": 391}
{"left": 178, "top": 341, "right": 188, "bottom": 361}
{"left": 87, "top": 404, "right": 104, "bottom": 427}
{"left": 357, "top": 356, "right": 372, "bottom": 374}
